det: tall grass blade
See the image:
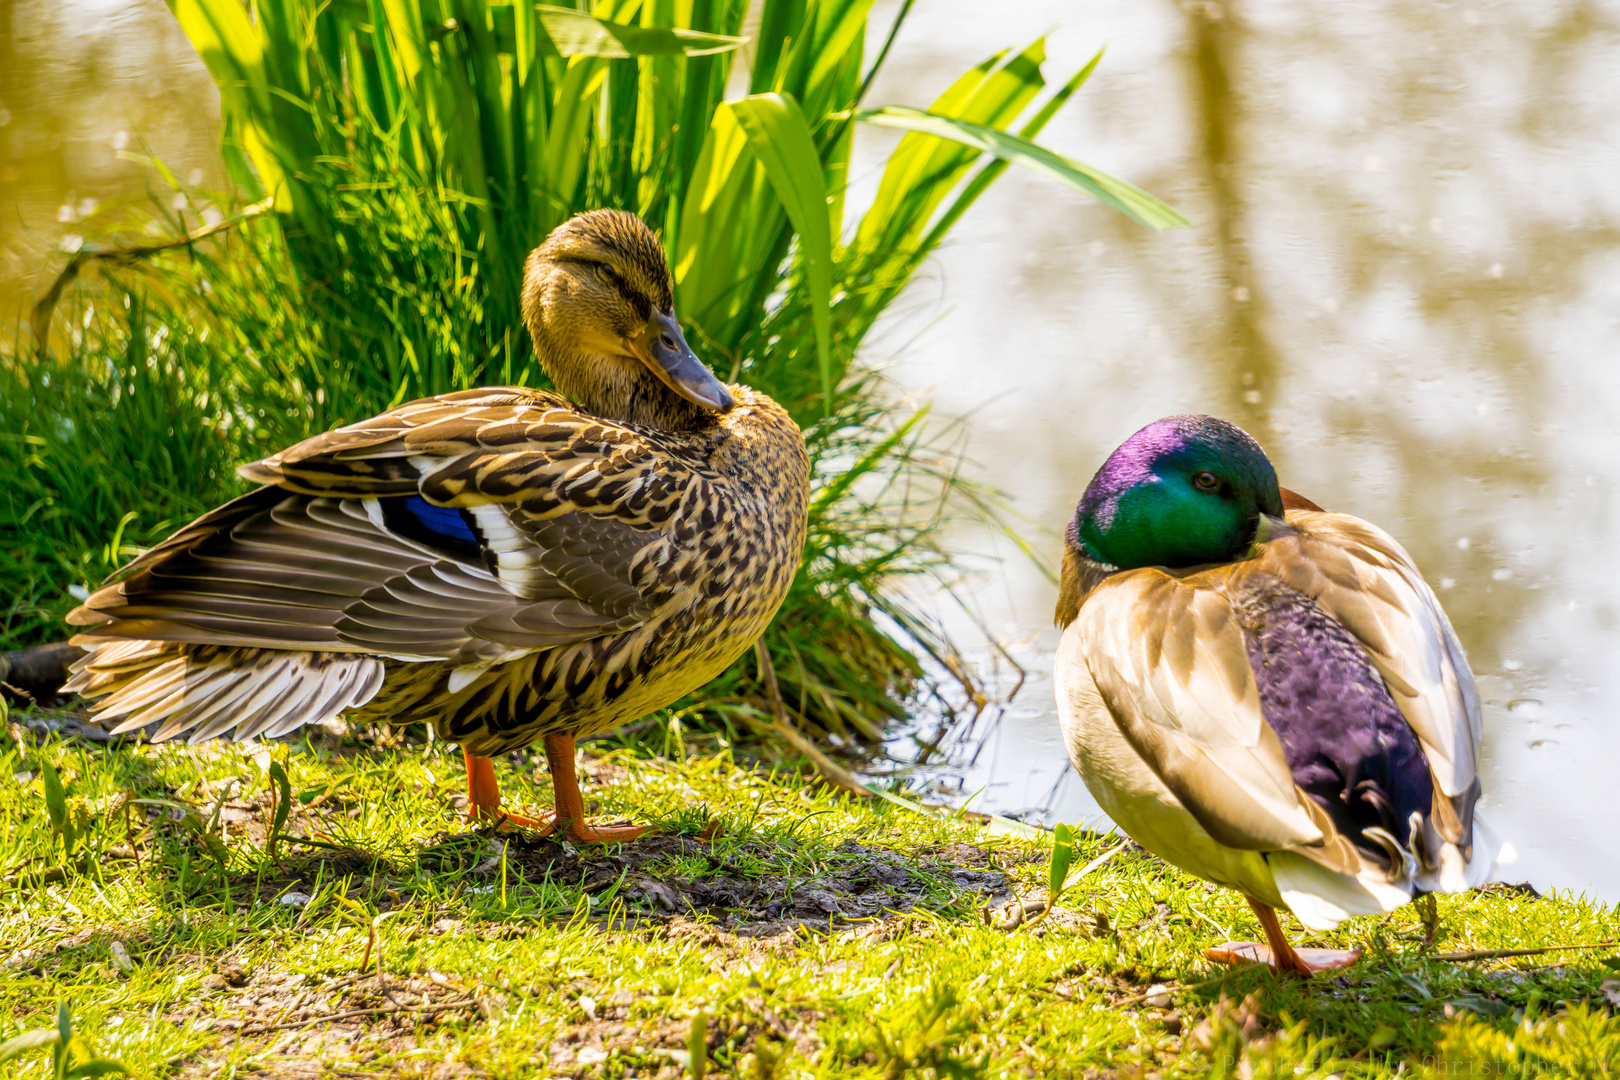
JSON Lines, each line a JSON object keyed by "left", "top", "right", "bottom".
{"left": 856, "top": 40, "right": 1046, "bottom": 258}
{"left": 39, "top": 758, "right": 73, "bottom": 861}
{"left": 920, "top": 48, "right": 1107, "bottom": 255}
{"left": 853, "top": 105, "right": 1191, "bottom": 229}
{"left": 534, "top": 5, "right": 746, "bottom": 56}
{"left": 725, "top": 94, "right": 835, "bottom": 412}
{"left": 1049, "top": 822, "right": 1075, "bottom": 897}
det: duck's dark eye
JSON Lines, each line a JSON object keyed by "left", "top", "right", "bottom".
{"left": 1192, "top": 470, "right": 1220, "bottom": 492}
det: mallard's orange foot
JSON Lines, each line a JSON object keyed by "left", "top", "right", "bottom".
{"left": 536, "top": 815, "right": 655, "bottom": 844}
{"left": 1205, "top": 942, "right": 1363, "bottom": 977}
{"left": 468, "top": 806, "right": 552, "bottom": 830}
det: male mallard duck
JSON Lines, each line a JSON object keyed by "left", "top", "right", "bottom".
{"left": 1054, "top": 415, "right": 1505, "bottom": 975}
{"left": 62, "top": 209, "right": 810, "bottom": 842}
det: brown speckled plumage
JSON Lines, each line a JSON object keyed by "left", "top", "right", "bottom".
{"left": 63, "top": 211, "right": 810, "bottom": 773}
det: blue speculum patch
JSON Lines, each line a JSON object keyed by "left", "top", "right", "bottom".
{"left": 403, "top": 494, "right": 478, "bottom": 544}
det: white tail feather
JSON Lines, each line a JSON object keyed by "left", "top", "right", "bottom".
{"left": 1271, "top": 811, "right": 1511, "bottom": 931}
{"left": 1415, "top": 811, "right": 1511, "bottom": 894}
{"left": 1269, "top": 851, "right": 1415, "bottom": 931}
{"left": 83, "top": 646, "right": 384, "bottom": 743}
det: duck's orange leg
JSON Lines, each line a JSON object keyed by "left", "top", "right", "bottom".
{"left": 462, "top": 737, "right": 654, "bottom": 842}
{"left": 539, "top": 733, "right": 654, "bottom": 844}
{"left": 463, "top": 748, "right": 549, "bottom": 828}
{"left": 1205, "top": 896, "right": 1363, "bottom": 977}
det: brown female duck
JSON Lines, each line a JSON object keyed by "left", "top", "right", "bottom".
{"left": 62, "top": 209, "right": 810, "bottom": 842}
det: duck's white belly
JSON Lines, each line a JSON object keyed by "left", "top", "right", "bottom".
{"left": 1054, "top": 623, "right": 1284, "bottom": 907}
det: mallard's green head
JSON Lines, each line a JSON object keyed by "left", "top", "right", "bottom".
{"left": 1070, "top": 415, "right": 1284, "bottom": 569}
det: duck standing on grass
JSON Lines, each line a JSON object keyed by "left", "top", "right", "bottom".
{"left": 62, "top": 209, "right": 810, "bottom": 843}
{"left": 1053, "top": 415, "right": 1507, "bottom": 975}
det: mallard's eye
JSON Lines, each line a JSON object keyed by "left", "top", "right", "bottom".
{"left": 1192, "top": 470, "right": 1220, "bottom": 492}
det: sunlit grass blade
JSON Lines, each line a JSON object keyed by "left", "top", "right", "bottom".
{"left": 534, "top": 5, "right": 747, "bottom": 56}
{"left": 163, "top": 0, "right": 296, "bottom": 210}
{"left": 856, "top": 40, "right": 1046, "bottom": 257}
{"left": 726, "top": 94, "right": 836, "bottom": 412}
{"left": 0, "top": 1028, "right": 58, "bottom": 1064}
{"left": 674, "top": 105, "right": 784, "bottom": 340}
{"left": 853, "top": 105, "right": 1191, "bottom": 229}
{"left": 920, "top": 47, "right": 1107, "bottom": 256}
{"left": 772, "top": 0, "right": 876, "bottom": 121}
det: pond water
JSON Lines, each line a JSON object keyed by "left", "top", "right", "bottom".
{"left": 0, "top": 0, "right": 225, "bottom": 320}
{"left": 3, "top": 0, "right": 1616, "bottom": 899}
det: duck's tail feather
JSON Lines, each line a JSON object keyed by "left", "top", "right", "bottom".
{"left": 1415, "top": 810, "right": 1513, "bottom": 895}
{"left": 1268, "top": 850, "right": 1416, "bottom": 931}
{"left": 1268, "top": 810, "right": 1513, "bottom": 931}
{"left": 65, "top": 639, "right": 384, "bottom": 743}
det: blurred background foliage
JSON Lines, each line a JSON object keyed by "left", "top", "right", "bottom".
{"left": 0, "top": 0, "right": 1180, "bottom": 751}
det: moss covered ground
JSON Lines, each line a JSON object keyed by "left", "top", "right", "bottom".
{"left": 1, "top": 707, "right": 1616, "bottom": 1079}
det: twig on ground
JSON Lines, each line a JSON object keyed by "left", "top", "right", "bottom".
{"left": 1430, "top": 941, "right": 1617, "bottom": 963}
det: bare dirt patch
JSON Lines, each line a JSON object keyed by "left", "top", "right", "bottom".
{"left": 420, "top": 830, "right": 1015, "bottom": 935}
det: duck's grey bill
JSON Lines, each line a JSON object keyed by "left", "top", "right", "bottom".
{"left": 632, "top": 310, "right": 735, "bottom": 412}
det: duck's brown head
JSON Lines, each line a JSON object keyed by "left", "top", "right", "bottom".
{"left": 522, "top": 209, "right": 734, "bottom": 429}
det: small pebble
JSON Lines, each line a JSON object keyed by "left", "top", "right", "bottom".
{"left": 108, "top": 941, "right": 133, "bottom": 974}
{"left": 1145, "top": 983, "right": 1173, "bottom": 1009}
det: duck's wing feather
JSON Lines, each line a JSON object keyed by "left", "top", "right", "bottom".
{"left": 69, "top": 388, "right": 713, "bottom": 665}
{"left": 236, "top": 387, "right": 577, "bottom": 496}
{"left": 1074, "top": 571, "right": 1360, "bottom": 870}
{"left": 1260, "top": 511, "right": 1482, "bottom": 830}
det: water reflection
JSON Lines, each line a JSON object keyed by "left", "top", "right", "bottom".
{"left": 3, "top": 0, "right": 1616, "bottom": 897}
{"left": 0, "top": 0, "right": 221, "bottom": 323}
{"left": 858, "top": 0, "right": 1620, "bottom": 898}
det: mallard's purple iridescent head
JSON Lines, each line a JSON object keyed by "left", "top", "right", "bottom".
{"left": 1071, "top": 415, "right": 1284, "bottom": 570}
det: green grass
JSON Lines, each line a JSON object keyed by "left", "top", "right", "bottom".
{"left": 3, "top": 710, "right": 1616, "bottom": 1078}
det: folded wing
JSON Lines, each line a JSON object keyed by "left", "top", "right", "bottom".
{"left": 1075, "top": 571, "right": 1357, "bottom": 868}
{"left": 1256, "top": 510, "right": 1490, "bottom": 890}
{"left": 66, "top": 387, "right": 719, "bottom": 740}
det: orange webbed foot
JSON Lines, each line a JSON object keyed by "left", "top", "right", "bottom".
{"left": 461, "top": 740, "right": 657, "bottom": 845}
{"left": 468, "top": 806, "right": 553, "bottom": 831}
{"left": 466, "top": 804, "right": 653, "bottom": 843}
{"left": 1205, "top": 941, "right": 1363, "bottom": 977}
{"left": 1208, "top": 896, "right": 1364, "bottom": 977}
{"left": 547, "top": 817, "right": 657, "bottom": 844}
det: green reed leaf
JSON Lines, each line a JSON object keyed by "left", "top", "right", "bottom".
{"left": 853, "top": 105, "right": 1190, "bottom": 230}
{"left": 1049, "top": 822, "right": 1076, "bottom": 899}
{"left": 725, "top": 94, "right": 835, "bottom": 413}
{"left": 534, "top": 6, "right": 746, "bottom": 57}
